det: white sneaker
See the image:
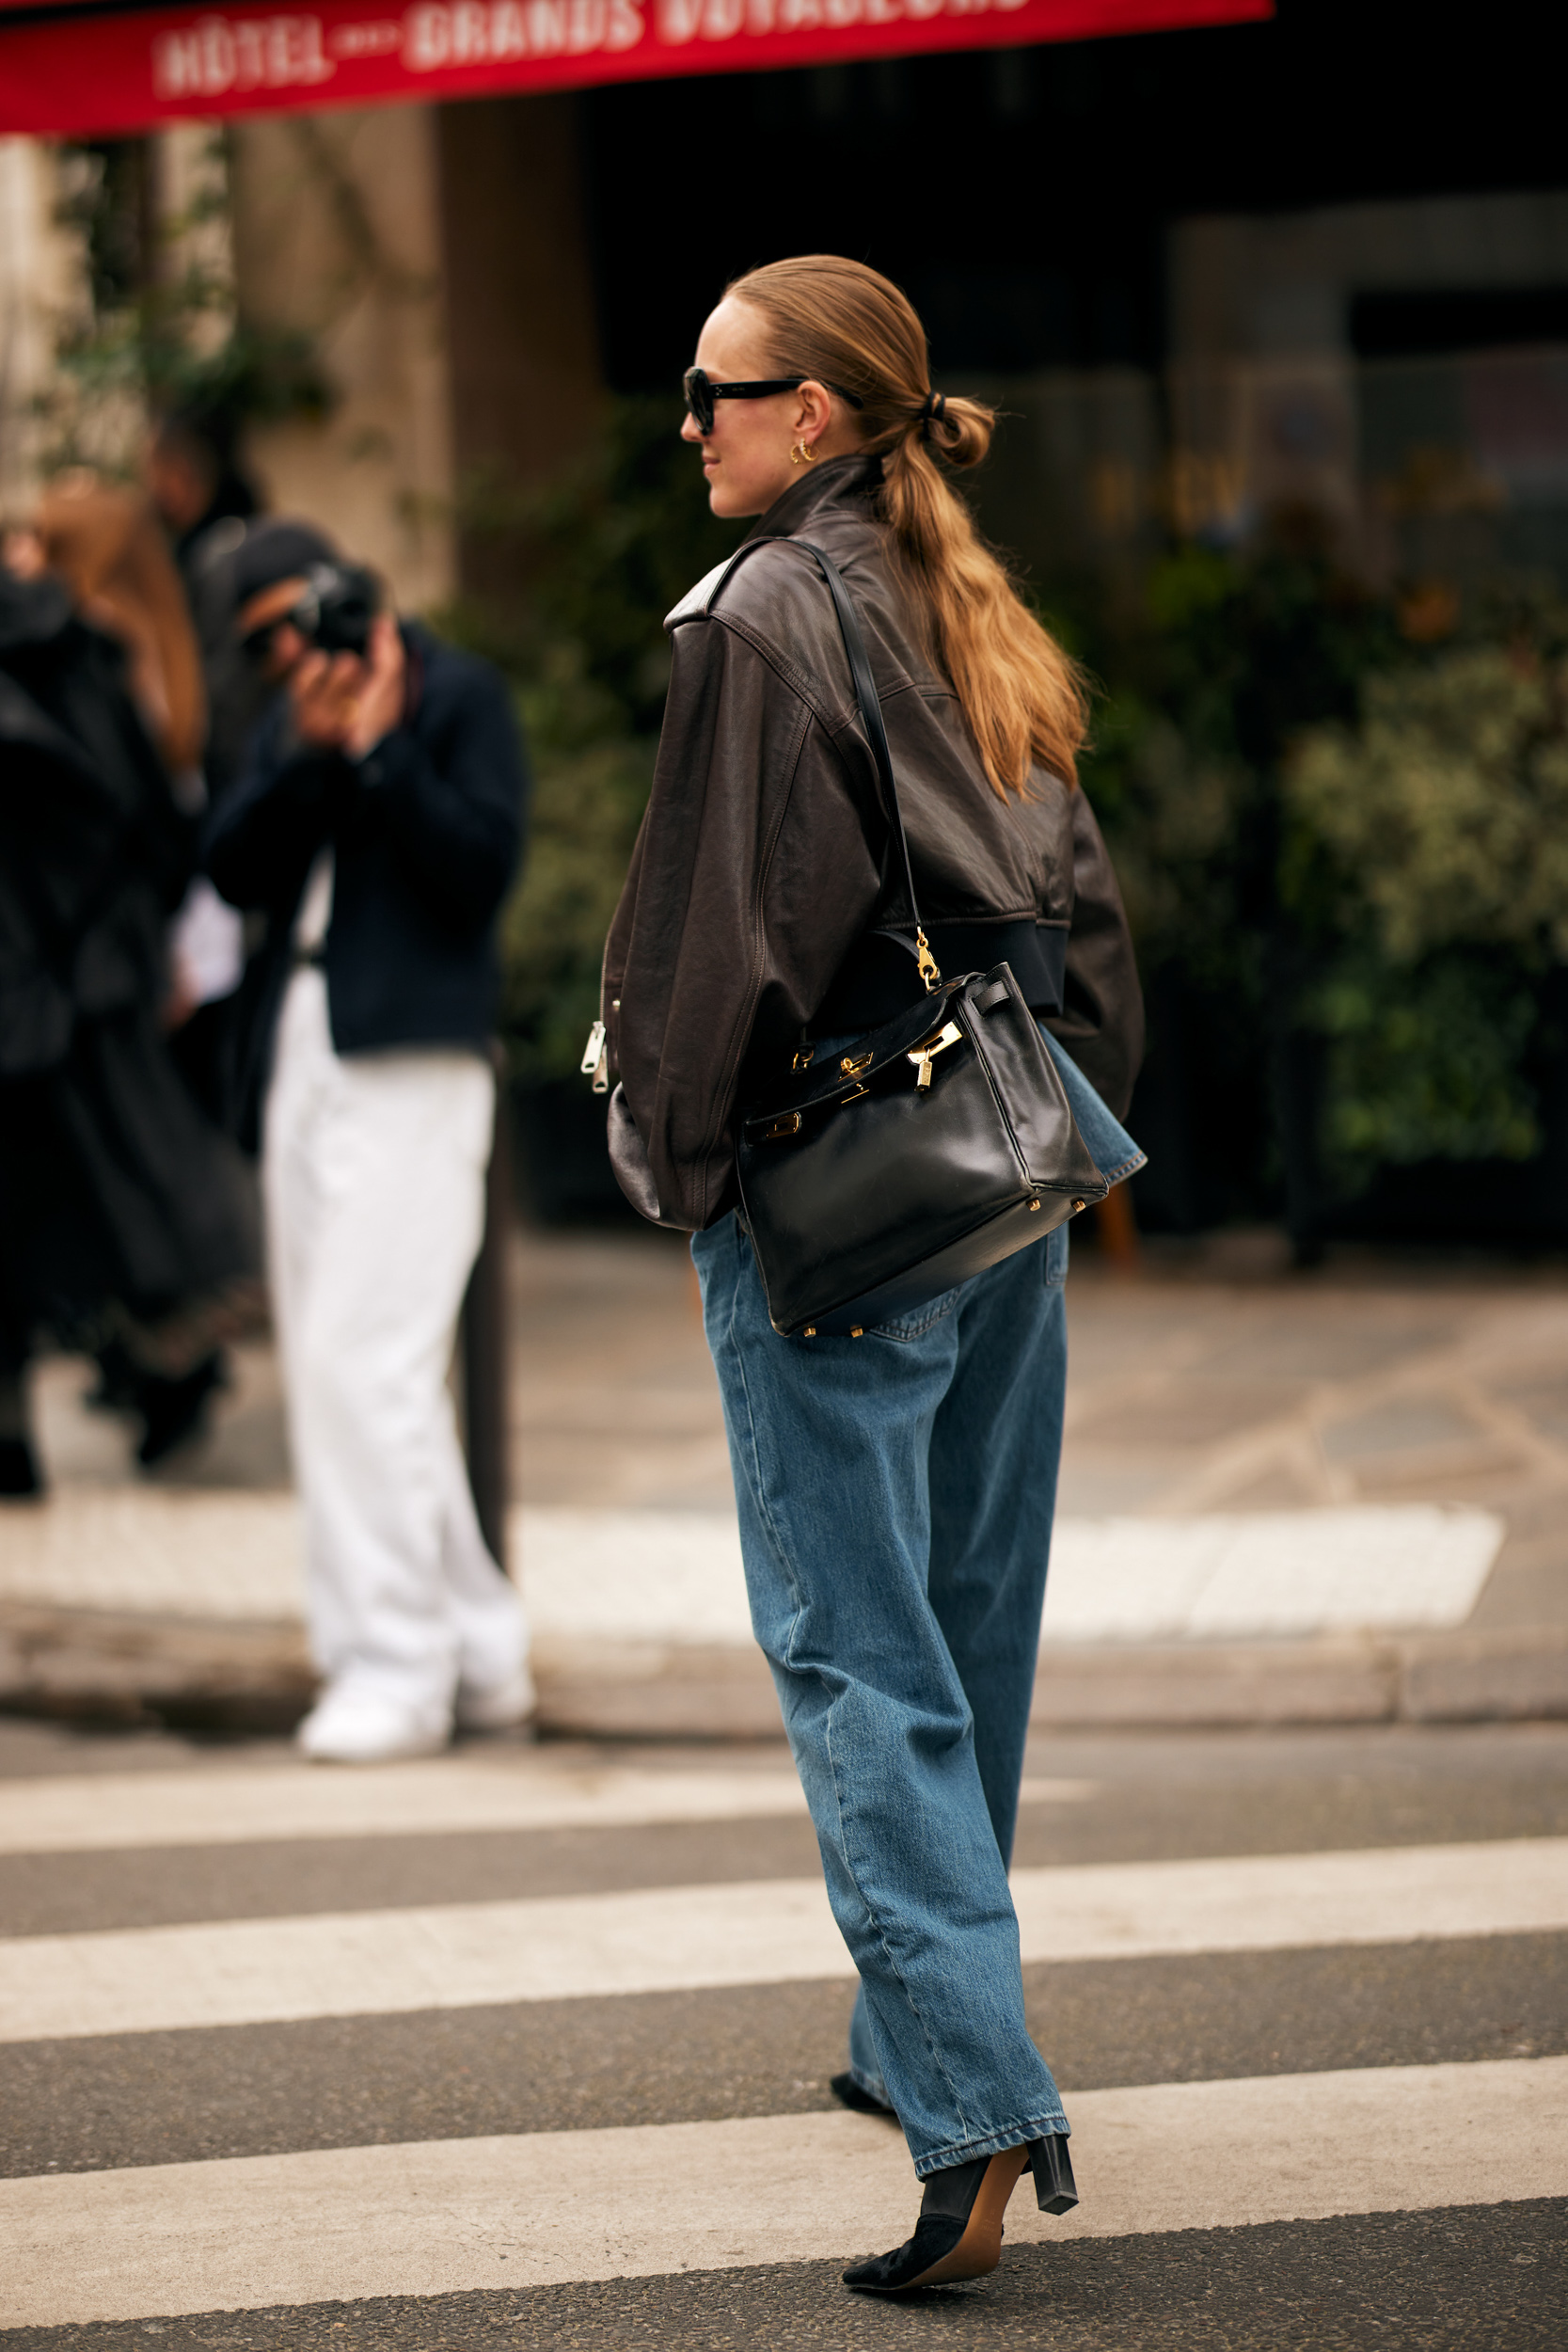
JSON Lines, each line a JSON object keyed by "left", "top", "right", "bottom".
{"left": 453, "top": 1659, "right": 537, "bottom": 1734}
{"left": 296, "top": 1683, "right": 451, "bottom": 1764}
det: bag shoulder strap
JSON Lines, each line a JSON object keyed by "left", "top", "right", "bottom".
{"left": 705, "top": 533, "right": 942, "bottom": 995}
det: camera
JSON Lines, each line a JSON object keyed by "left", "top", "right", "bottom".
{"left": 287, "top": 562, "right": 380, "bottom": 660}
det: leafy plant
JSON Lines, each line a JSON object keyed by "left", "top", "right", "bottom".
{"left": 1069, "top": 535, "right": 1568, "bottom": 1221}
{"left": 1282, "top": 633, "right": 1568, "bottom": 1174}
{"left": 498, "top": 660, "right": 656, "bottom": 1086}
{"left": 1300, "top": 953, "right": 1542, "bottom": 1169}
{"left": 1285, "top": 647, "right": 1568, "bottom": 968}
{"left": 44, "top": 135, "right": 327, "bottom": 477}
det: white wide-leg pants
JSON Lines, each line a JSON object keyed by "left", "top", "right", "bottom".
{"left": 263, "top": 970, "right": 529, "bottom": 1721}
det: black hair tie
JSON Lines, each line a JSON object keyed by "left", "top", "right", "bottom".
{"left": 919, "top": 390, "right": 947, "bottom": 426}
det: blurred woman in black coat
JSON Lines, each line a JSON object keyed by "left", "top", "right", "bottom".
{"left": 0, "top": 538, "right": 260, "bottom": 1494}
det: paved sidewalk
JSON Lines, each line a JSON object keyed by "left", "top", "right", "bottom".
{"left": 3, "top": 1225, "right": 1567, "bottom": 1732}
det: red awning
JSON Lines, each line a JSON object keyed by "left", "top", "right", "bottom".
{"left": 0, "top": 0, "right": 1268, "bottom": 140}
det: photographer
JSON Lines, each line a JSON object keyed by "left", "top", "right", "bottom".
{"left": 206, "top": 522, "right": 532, "bottom": 1763}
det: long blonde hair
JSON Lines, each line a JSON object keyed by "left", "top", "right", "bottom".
{"left": 726, "top": 255, "right": 1086, "bottom": 795}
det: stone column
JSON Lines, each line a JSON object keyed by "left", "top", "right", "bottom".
{"left": 0, "top": 137, "right": 87, "bottom": 515}
{"left": 228, "top": 104, "right": 456, "bottom": 612}
{"left": 435, "top": 93, "right": 606, "bottom": 606}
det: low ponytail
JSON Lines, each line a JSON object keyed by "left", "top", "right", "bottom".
{"left": 725, "top": 257, "right": 1087, "bottom": 796}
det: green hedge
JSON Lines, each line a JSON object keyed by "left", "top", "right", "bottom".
{"left": 447, "top": 400, "right": 736, "bottom": 1085}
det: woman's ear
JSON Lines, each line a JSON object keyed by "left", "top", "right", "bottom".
{"left": 793, "top": 380, "right": 837, "bottom": 448}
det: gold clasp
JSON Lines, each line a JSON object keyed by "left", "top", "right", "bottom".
{"left": 839, "top": 1048, "right": 873, "bottom": 1076}
{"left": 762, "top": 1112, "right": 802, "bottom": 1141}
{"left": 915, "top": 929, "right": 942, "bottom": 994}
{"left": 792, "top": 1043, "right": 815, "bottom": 1073}
{"left": 906, "top": 1019, "right": 962, "bottom": 1091}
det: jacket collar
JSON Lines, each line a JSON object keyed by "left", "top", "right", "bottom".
{"left": 663, "top": 453, "right": 884, "bottom": 631}
{"left": 743, "top": 452, "right": 882, "bottom": 544}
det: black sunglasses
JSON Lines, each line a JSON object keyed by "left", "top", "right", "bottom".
{"left": 683, "top": 365, "right": 863, "bottom": 436}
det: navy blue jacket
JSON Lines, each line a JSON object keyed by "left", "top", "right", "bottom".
{"left": 205, "top": 624, "right": 527, "bottom": 1130}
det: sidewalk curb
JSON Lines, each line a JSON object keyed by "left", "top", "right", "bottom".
{"left": 1032, "top": 1627, "right": 1568, "bottom": 1728}
{"left": 0, "top": 1603, "right": 315, "bottom": 1734}
{"left": 4, "top": 1604, "right": 1567, "bottom": 1738}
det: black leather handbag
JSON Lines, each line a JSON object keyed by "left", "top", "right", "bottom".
{"left": 734, "top": 539, "right": 1110, "bottom": 1340}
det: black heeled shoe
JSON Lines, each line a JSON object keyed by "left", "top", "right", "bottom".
{"left": 831, "top": 2071, "right": 895, "bottom": 2117}
{"left": 842, "top": 2133, "right": 1077, "bottom": 2294}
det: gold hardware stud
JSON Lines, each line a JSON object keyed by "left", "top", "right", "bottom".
{"left": 849, "top": 1327, "right": 864, "bottom": 1338}
{"left": 802, "top": 1326, "right": 816, "bottom": 1337}
{"left": 763, "top": 1112, "right": 802, "bottom": 1141}
{"left": 1027, "top": 1198, "right": 1041, "bottom": 1213}
{"left": 1071, "top": 1198, "right": 1085, "bottom": 1212}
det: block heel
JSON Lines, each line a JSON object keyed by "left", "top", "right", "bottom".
{"left": 1028, "top": 2131, "right": 1078, "bottom": 2214}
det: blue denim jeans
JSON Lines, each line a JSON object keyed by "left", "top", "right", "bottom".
{"left": 692, "top": 1032, "right": 1141, "bottom": 2178}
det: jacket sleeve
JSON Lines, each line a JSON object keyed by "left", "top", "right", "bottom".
{"left": 360, "top": 657, "right": 525, "bottom": 932}
{"left": 1042, "top": 787, "right": 1145, "bottom": 1121}
{"left": 603, "top": 614, "right": 879, "bottom": 1231}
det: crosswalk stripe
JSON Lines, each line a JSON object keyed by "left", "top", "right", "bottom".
{"left": 4, "top": 1838, "right": 1561, "bottom": 2043}
{"left": 0, "top": 1764, "right": 1088, "bottom": 1858}
{"left": 4, "top": 2056, "right": 1562, "bottom": 2328}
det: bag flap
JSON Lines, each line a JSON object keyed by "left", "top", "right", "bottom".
{"left": 740, "top": 975, "right": 981, "bottom": 1136}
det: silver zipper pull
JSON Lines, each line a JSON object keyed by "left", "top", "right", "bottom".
{"left": 581, "top": 1019, "right": 610, "bottom": 1092}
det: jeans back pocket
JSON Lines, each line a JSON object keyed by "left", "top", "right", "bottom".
{"left": 865, "top": 1286, "right": 963, "bottom": 1342}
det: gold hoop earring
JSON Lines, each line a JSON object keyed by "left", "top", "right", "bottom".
{"left": 790, "top": 440, "right": 816, "bottom": 467}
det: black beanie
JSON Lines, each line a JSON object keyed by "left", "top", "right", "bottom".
{"left": 231, "top": 519, "right": 339, "bottom": 607}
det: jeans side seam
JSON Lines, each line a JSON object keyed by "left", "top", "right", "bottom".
{"left": 720, "top": 1226, "right": 805, "bottom": 1642}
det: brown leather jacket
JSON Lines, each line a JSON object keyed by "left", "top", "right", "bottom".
{"left": 601, "top": 454, "right": 1144, "bottom": 1231}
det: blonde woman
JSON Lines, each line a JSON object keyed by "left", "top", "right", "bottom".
{"left": 599, "top": 257, "right": 1143, "bottom": 2293}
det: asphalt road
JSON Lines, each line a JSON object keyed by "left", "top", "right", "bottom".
{"left": 1, "top": 1716, "right": 1564, "bottom": 2348}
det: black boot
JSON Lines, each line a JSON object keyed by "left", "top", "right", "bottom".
{"left": 86, "top": 1339, "right": 141, "bottom": 1414}
{"left": 135, "top": 1352, "right": 225, "bottom": 1468}
{"left": 842, "top": 2134, "right": 1075, "bottom": 2294}
{"left": 0, "top": 1435, "right": 43, "bottom": 1499}
{"left": 0, "top": 1363, "right": 42, "bottom": 1498}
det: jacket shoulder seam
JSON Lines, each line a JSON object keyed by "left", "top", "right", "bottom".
{"left": 698, "top": 608, "right": 850, "bottom": 740}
